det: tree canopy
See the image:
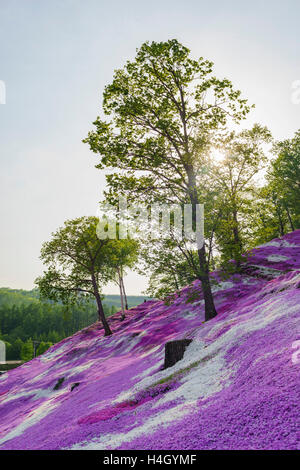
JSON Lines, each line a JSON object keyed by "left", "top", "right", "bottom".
{"left": 84, "top": 39, "right": 253, "bottom": 321}
{"left": 36, "top": 217, "right": 138, "bottom": 336}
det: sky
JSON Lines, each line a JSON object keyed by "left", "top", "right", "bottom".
{"left": 0, "top": 0, "right": 300, "bottom": 294}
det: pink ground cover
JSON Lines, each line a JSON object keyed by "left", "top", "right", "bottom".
{"left": 0, "top": 231, "right": 299, "bottom": 450}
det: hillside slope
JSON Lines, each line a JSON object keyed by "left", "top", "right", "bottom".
{"left": 0, "top": 231, "right": 299, "bottom": 450}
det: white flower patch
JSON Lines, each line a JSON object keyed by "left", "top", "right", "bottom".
{"left": 69, "top": 401, "right": 195, "bottom": 450}
{"left": 0, "top": 389, "right": 35, "bottom": 405}
{"left": 30, "top": 368, "right": 57, "bottom": 384}
{"left": 0, "top": 379, "right": 69, "bottom": 407}
{"left": 62, "top": 359, "right": 96, "bottom": 379}
{"left": 120, "top": 330, "right": 148, "bottom": 354}
{"left": 242, "top": 277, "right": 260, "bottom": 285}
{"left": 112, "top": 338, "right": 201, "bottom": 405}
{"left": 211, "top": 281, "right": 234, "bottom": 293}
{"left": 257, "top": 239, "right": 299, "bottom": 249}
{"left": 287, "top": 272, "right": 300, "bottom": 288}
{"left": 262, "top": 272, "right": 300, "bottom": 295}
{"left": 39, "top": 342, "right": 71, "bottom": 363}
{"left": 0, "top": 388, "right": 67, "bottom": 445}
{"left": 280, "top": 239, "right": 300, "bottom": 248}
{"left": 267, "top": 254, "right": 289, "bottom": 262}
{"left": 248, "top": 265, "right": 282, "bottom": 276}
{"left": 257, "top": 241, "right": 281, "bottom": 248}
{"left": 181, "top": 308, "right": 201, "bottom": 318}
{"left": 139, "top": 345, "right": 162, "bottom": 360}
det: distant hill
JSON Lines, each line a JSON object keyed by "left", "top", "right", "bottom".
{"left": 102, "top": 294, "right": 151, "bottom": 309}
{"left": 0, "top": 288, "right": 151, "bottom": 310}
{"left": 0, "top": 288, "right": 152, "bottom": 361}
{"left": 0, "top": 288, "right": 39, "bottom": 307}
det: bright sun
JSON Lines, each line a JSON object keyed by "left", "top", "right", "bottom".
{"left": 212, "top": 149, "right": 225, "bottom": 162}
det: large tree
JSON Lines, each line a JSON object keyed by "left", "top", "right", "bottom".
{"left": 84, "top": 39, "right": 251, "bottom": 320}
{"left": 36, "top": 217, "right": 116, "bottom": 336}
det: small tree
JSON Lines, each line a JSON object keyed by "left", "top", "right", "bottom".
{"left": 21, "top": 339, "right": 34, "bottom": 362}
{"left": 36, "top": 217, "right": 117, "bottom": 336}
{"left": 8, "top": 338, "right": 24, "bottom": 360}
{"left": 139, "top": 236, "right": 198, "bottom": 298}
{"left": 36, "top": 341, "right": 52, "bottom": 356}
{"left": 250, "top": 183, "right": 291, "bottom": 246}
{"left": 104, "top": 238, "right": 139, "bottom": 320}
{"left": 212, "top": 124, "right": 272, "bottom": 268}
{"left": 268, "top": 130, "right": 300, "bottom": 230}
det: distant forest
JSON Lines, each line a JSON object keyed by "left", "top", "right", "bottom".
{"left": 0, "top": 288, "right": 149, "bottom": 361}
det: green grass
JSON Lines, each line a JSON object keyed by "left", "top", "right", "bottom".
{"left": 0, "top": 362, "right": 24, "bottom": 371}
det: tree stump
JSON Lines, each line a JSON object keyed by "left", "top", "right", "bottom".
{"left": 164, "top": 339, "right": 192, "bottom": 369}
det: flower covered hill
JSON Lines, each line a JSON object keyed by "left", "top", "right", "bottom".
{"left": 0, "top": 232, "right": 300, "bottom": 450}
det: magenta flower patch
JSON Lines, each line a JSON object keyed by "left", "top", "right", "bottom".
{"left": 0, "top": 231, "right": 300, "bottom": 450}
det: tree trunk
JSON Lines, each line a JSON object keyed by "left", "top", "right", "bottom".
{"left": 118, "top": 268, "right": 126, "bottom": 321}
{"left": 259, "top": 210, "right": 266, "bottom": 228}
{"left": 187, "top": 166, "right": 217, "bottom": 322}
{"left": 92, "top": 275, "right": 112, "bottom": 336}
{"left": 284, "top": 203, "right": 295, "bottom": 232}
{"left": 121, "top": 274, "right": 128, "bottom": 310}
{"left": 197, "top": 245, "right": 218, "bottom": 320}
{"left": 232, "top": 207, "right": 242, "bottom": 268}
{"left": 172, "top": 270, "right": 179, "bottom": 291}
{"left": 273, "top": 195, "right": 285, "bottom": 237}
{"left": 277, "top": 208, "right": 285, "bottom": 236}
